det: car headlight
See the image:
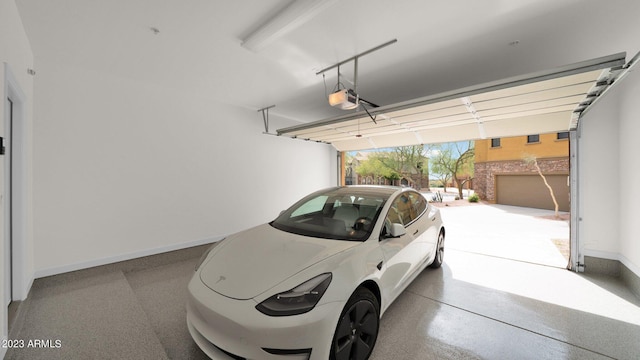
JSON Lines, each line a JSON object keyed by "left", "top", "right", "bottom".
{"left": 256, "top": 273, "right": 332, "bottom": 316}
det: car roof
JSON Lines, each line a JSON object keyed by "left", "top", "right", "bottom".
{"left": 338, "top": 185, "right": 408, "bottom": 197}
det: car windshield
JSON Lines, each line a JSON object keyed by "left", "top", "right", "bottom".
{"left": 270, "top": 187, "right": 390, "bottom": 241}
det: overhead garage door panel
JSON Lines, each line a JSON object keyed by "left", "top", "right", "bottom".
{"left": 360, "top": 131, "right": 426, "bottom": 149}
{"left": 479, "top": 103, "right": 579, "bottom": 120}
{"left": 390, "top": 104, "right": 470, "bottom": 124}
{"left": 332, "top": 135, "right": 382, "bottom": 151}
{"left": 416, "top": 124, "right": 482, "bottom": 146}
{"left": 277, "top": 53, "right": 626, "bottom": 151}
{"left": 386, "top": 98, "right": 465, "bottom": 118}
{"left": 470, "top": 70, "right": 602, "bottom": 102}
{"left": 472, "top": 93, "right": 589, "bottom": 115}
{"left": 482, "top": 112, "right": 571, "bottom": 139}
{"left": 331, "top": 123, "right": 483, "bottom": 151}
{"left": 481, "top": 105, "right": 577, "bottom": 123}
{"left": 320, "top": 127, "right": 407, "bottom": 144}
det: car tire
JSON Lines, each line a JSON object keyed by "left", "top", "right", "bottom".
{"left": 429, "top": 230, "right": 445, "bottom": 269}
{"left": 330, "top": 287, "right": 380, "bottom": 360}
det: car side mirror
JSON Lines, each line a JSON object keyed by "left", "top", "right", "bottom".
{"left": 389, "top": 223, "right": 406, "bottom": 238}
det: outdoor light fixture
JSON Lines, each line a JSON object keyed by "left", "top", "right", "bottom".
{"left": 241, "top": 0, "right": 339, "bottom": 52}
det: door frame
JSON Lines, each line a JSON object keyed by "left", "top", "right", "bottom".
{"left": 4, "top": 94, "right": 12, "bottom": 306}
{"left": 569, "top": 129, "right": 582, "bottom": 272}
{"left": 3, "top": 63, "right": 28, "bottom": 302}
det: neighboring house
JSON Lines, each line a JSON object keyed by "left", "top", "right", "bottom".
{"left": 474, "top": 133, "right": 569, "bottom": 211}
{"left": 344, "top": 152, "right": 374, "bottom": 185}
{"left": 398, "top": 162, "right": 429, "bottom": 190}
{"left": 344, "top": 151, "right": 429, "bottom": 189}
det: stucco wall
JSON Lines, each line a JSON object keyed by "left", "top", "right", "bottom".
{"left": 476, "top": 134, "right": 569, "bottom": 162}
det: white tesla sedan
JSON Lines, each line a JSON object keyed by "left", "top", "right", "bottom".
{"left": 187, "top": 186, "right": 445, "bottom": 360}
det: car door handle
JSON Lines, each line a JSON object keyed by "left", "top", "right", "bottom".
{"left": 413, "top": 229, "right": 419, "bottom": 235}
{"left": 432, "top": 217, "right": 436, "bottom": 221}
{"left": 376, "top": 261, "right": 383, "bottom": 271}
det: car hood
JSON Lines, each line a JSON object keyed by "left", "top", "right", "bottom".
{"left": 199, "top": 223, "right": 358, "bottom": 300}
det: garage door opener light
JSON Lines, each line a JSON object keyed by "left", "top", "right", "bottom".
{"left": 318, "top": 40, "right": 397, "bottom": 133}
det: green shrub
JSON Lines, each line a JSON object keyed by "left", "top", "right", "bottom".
{"left": 468, "top": 193, "right": 480, "bottom": 203}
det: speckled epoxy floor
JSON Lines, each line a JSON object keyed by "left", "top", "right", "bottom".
{"left": 6, "top": 246, "right": 640, "bottom": 360}
{"left": 372, "top": 250, "right": 640, "bottom": 360}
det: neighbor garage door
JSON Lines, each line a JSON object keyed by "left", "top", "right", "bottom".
{"left": 496, "top": 174, "right": 569, "bottom": 211}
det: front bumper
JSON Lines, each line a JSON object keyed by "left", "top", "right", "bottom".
{"left": 186, "top": 275, "right": 342, "bottom": 360}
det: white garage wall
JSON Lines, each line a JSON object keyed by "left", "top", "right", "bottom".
{"left": 579, "top": 64, "right": 640, "bottom": 277}
{"left": 617, "top": 67, "right": 640, "bottom": 275}
{"left": 1, "top": 0, "right": 35, "bottom": 352}
{"left": 32, "top": 60, "right": 335, "bottom": 277}
{"left": 578, "top": 81, "right": 620, "bottom": 256}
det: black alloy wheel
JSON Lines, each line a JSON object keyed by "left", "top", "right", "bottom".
{"left": 429, "top": 230, "right": 445, "bottom": 269}
{"left": 330, "top": 288, "right": 380, "bottom": 360}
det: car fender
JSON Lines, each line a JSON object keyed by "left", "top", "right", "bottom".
{"left": 251, "top": 239, "right": 384, "bottom": 308}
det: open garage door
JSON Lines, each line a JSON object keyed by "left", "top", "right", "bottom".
{"left": 278, "top": 52, "right": 633, "bottom": 272}
{"left": 277, "top": 53, "right": 626, "bottom": 151}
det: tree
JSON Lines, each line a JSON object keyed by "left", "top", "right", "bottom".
{"left": 431, "top": 142, "right": 475, "bottom": 199}
{"left": 432, "top": 169, "right": 452, "bottom": 190}
{"left": 523, "top": 154, "right": 560, "bottom": 219}
{"left": 387, "top": 145, "right": 429, "bottom": 189}
{"left": 355, "top": 146, "right": 428, "bottom": 188}
{"left": 355, "top": 153, "right": 400, "bottom": 183}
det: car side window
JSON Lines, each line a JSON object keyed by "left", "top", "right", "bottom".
{"left": 386, "top": 202, "right": 402, "bottom": 225}
{"left": 383, "top": 193, "right": 413, "bottom": 232}
{"left": 408, "top": 191, "right": 427, "bottom": 218}
{"left": 397, "top": 194, "right": 415, "bottom": 224}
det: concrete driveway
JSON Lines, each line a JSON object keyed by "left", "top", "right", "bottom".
{"left": 435, "top": 202, "right": 570, "bottom": 268}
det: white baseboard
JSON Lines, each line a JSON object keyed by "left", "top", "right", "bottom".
{"left": 20, "top": 273, "right": 34, "bottom": 301}
{"left": 33, "top": 236, "right": 225, "bottom": 279}
{"left": 583, "top": 249, "right": 640, "bottom": 278}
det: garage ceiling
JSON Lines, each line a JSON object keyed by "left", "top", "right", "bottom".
{"left": 277, "top": 53, "right": 627, "bottom": 151}
{"left": 16, "top": 0, "right": 640, "bottom": 135}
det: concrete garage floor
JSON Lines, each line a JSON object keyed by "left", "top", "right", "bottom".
{"left": 6, "top": 209, "right": 640, "bottom": 360}
{"left": 436, "top": 202, "right": 571, "bottom": 268}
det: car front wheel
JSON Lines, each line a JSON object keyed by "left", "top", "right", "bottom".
{"left": 330, "top": 287, "right": 380, "bottom": 360}
{"left": 429, "top": 230, "right": 445, "bottom": 269}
